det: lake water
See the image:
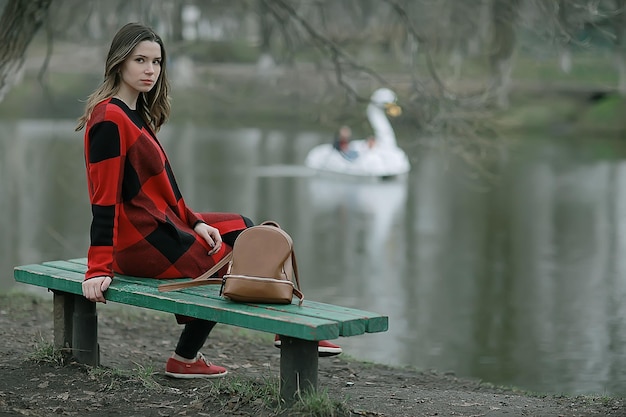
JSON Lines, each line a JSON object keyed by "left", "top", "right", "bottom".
{"left": 2, "top": 119, "right": 626, "bottom": 396}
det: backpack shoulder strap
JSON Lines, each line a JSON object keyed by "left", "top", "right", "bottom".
{"left": 158, "top": 251, "right": 233, "bottom": 292}
{"left": 293, "top": 287, "right": 304, "bottom": 306}
{"left": 291, "top": 251, "right": 304, "bottom": 305}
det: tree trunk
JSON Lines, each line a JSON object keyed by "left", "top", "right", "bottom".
{"left": 0, "top": 0, "right": 52, "bottom": 104}
{"left": 614, "top": 0, "right": 626, "bottom": 96}
{"left": 557, "top": 0, "right": 572, "bottom": 74}
{"left": 170, "top": 1, "right": 184, "bottom": 42}
{"left": 258, "top": 0, "right": 274, "bottom": 55}
{"left": 487, "top": 0, "right": 521, "bottom": 109}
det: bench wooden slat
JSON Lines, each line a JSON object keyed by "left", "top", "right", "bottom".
{"left": 49, "top": 260, "right": 388, "bottom": 336}
{"left": 14, "top": 263, "right": 340, "bottom": 341}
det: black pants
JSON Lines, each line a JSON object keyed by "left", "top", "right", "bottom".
{"left": 174, "top": 216, "right": 254, "bottom": 359}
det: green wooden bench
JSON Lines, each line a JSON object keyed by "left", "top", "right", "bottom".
{"left": 13, "top": 258, "right": 388, "bottom": 403}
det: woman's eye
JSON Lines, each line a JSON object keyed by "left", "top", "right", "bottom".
{"left": 153, "top": 60, "right": 161, "bottom": 66}
{"left": 136, "top": 58, "right": 144, "bottom": 63}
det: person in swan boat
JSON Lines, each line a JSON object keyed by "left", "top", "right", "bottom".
{"left": 332, "top": 125, "right": 359, "bottom": 161}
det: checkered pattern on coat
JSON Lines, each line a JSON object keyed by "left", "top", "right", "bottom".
{"left": 84, "top": 98, "right": 247, "bottom": 280}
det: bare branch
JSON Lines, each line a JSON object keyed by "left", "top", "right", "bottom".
{"left": 265, "top": 0, "right": 388, "bottom": 102}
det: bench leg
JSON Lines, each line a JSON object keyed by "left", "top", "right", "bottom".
{"left": 71, "top": 295, "right": 99, "bottom": 366}
{"left": 279, "top": 336, "right": 318, "bottom": 404}
{"left": 52, "top": 291, "right": 74, "bottom": 351}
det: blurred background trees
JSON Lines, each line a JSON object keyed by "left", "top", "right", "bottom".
{"left": 0, "top": 0, "right": 51, "bottom": 103}
{"left": 0, "top": 0, "right": 624, "bottom": 155}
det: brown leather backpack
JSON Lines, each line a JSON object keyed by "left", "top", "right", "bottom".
{"left": 158, "top": 221, "right": 304, "bottom": 305}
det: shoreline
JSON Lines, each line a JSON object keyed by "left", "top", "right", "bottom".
{"left": 1, "top": 290, "right": 624, "bottom": 416}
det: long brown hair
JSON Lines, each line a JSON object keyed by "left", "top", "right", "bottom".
{"left": 75, "top": 22, "right": 171, "bottom": 132}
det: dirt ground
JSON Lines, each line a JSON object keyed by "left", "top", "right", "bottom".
{"left": 1, "top": 292, "right": 625, "bottom": 417}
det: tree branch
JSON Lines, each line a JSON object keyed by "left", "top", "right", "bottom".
{"left": 266, "top": 0, "right": 388, "bottom": 103}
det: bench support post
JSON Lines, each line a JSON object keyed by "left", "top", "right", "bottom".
{"left": 71, "top": 295, "right": 99, "bottom": 366}
{"left": 279, "top": 336, "right": 318, "bottom": 404}
{"left": 53, "top": 290, "right": 74, "bottom": 351}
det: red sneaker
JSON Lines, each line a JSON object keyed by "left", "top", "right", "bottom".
{"left": 317, "top": 339, "right": 343, "bottom": 357}
{"left": 274, "top": 335, "right": 343, "bottom": 357}
{"left": 165, "top": 353, "right": 228, "bottom": 379}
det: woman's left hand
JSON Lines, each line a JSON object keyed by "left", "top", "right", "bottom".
{"left": 194, "top": 222, "right": 222, "bottom": 255}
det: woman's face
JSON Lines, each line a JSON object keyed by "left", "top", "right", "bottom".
{"left": 118, "top": 40, "right": 162, "bottom": 97}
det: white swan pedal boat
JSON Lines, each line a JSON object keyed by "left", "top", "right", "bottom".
{"left": 305, "top": 88, "right": 410, "bottom": 179}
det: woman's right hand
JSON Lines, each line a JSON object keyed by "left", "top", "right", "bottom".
{"left": 194, "top": 222, "right": 223, "bottom": 255}
{"left": 82, "top": 276, "right": 112, "bottom": 303}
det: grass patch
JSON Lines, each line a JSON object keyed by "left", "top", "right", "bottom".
{"left": 204, "top": 376, "right": 280, "bottom": 411}
{"left": 28, "top": 336, "right": 67, "bottom": 365}
{"left": 87, "top": 363, "right": 162, "bottom": 391}
{"left": 201, "top": 376, "right": 350, "bottom": 416}
{"left": 289, "top": 388, "right": 351, "bottom": 417}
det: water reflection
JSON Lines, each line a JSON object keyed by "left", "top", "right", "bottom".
{"left": 303, "top": 175, "right": 408, "bottom": 361}
{"left": 0, "top": 121, "right": 89, "bottom": 290}
{"left": 3, "top": 120, "right": 626, "bottom": 396}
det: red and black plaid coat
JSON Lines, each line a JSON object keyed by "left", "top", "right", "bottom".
{"left": 84, "top": 98, "right": 246, "bottom": 281}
